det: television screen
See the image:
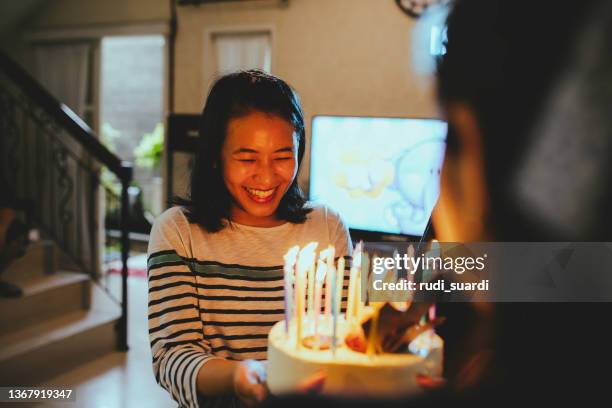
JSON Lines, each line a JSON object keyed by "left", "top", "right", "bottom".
{"left": 309, "top": 116, "right": 447, "bottom": 237}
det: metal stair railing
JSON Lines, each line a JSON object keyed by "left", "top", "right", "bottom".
{"left": 0, "top": 50, "right": 131, "bottom": 351}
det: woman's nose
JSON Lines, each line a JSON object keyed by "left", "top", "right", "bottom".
{"left": 254, "top": 159, "right": 275, "bottom": 184}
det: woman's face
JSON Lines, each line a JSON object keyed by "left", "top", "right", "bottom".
{"left": 221, "top": 111, "right": 298, "bottom": 227}
{"left": 433, "top": 103, "right": 489, "bottom": 242}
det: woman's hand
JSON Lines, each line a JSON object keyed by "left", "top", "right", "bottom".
{"left": 416, "top": 374, "right": 447, "bottom": 390}
{"left": 233, "top": 359, "right": 269, "bottom": 406}
{"left": 295, "top": 370, "right": 326, "bottom": 394}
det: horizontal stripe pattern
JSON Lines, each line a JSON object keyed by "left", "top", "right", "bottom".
{"left": 147, "top": 204, "right": 353, "bottom": 407}
{"left": 148, "top": 257, "right": 350, "bottom": 407}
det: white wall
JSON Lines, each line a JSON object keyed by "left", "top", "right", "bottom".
{"left": 174, "top": 0, "right": 439, "bottom": 192}
{"left": 3, "top": 0, "right": 440, "bottom": 196}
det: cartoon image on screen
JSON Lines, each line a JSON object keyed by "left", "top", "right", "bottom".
{"left": 309, "top": 116, "right": 447, "bottom": 236}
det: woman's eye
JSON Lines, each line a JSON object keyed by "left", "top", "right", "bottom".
{"left": 237, "top": 159, "right": 256, "bottom": 163}
{"left": 275, "top": 157, "right": 293, "bottom": 161}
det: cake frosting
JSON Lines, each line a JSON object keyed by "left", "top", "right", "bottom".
{"left": 269, "top": 242, "right": 444, "bottom": 396}
{"left": 267, "top": 316, "right": 443, "bottom": 396}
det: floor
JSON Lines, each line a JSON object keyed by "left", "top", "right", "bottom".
{"left": 17, "top": 274, "right": 177, "bottom": 408}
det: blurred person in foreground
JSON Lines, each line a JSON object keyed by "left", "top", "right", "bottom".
{"left": 264, "top": 0, "right": 612, "bottom": 405}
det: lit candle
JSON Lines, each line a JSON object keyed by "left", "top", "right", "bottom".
{"left": 346, "top": 267, "right": 357, "bottom": 323}
{"left": 332, "top": 256, "right": 345, "bottom": 353}
{"left": 336, "top": 256, "right": 345, "bottom": 314}
{"left": 324, "top": 246, "right": 335, "bottom": 317}
{"left": 327, "top": 264, "right": 337, "bottom": 333}
{"left": 406, "top": 244, "right": 416, "bottom": 306}
{"left": 296, "top": 242, "right": 317, "bottom": 348}
{"left": 313, "top": 258, "right": 327, "bottom": 349}
{"left": 347, "top": 242, "right": 363, "bottom": 321}
{"left": 356, "top": 251, "right": 368, "bottom": 320}
{"left": 295, "top": 260, "right": 307, "bottom": 348}
{"left": 283, "top": 246, "right": 300, "bottom": 336}
{"left": 307, "top": 249, "right": 318, "bottom": 328}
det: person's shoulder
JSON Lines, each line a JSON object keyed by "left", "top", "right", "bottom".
{"left": 306, "top": 203, "right": 344, "bottom": 225}
{"left": 152, "top": 206, "right": 189, "bottom": 230}
{"left": 148, "top": 206, "right": 193, "bottom": 255}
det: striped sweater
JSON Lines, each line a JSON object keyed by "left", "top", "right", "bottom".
{"left": 147, "top": 205, "right": 352, "bottom": 408}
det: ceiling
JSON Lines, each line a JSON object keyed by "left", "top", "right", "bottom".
{"left": 0, "top": 0, "right": 46, "bottom": 38}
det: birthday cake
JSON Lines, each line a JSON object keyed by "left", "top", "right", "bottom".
{"left": 267, "top": 243, "right": 444, "bottom": 397}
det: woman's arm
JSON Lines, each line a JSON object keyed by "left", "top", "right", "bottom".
{"left": 149, "top": 208, "right": 269, "bottom": 407}
{"left": 148, "top": 209, "right": 220, "bottom": 408}
{"left": 197, "top": 359, "right": 268, "bottom": 406}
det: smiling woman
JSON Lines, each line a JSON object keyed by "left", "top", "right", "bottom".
{"left": 177, "top": 70, "right": 311, "bottom": 232}
{"left": 148, "top": 70, "right": 352, "bottom": 408}
{"left": 223, "top": 112, "right": 299, "bottom": 227}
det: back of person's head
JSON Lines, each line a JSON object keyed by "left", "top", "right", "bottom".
{"left": 436, "top": 0, "right": 612, "bottom": 398}
{"left": 437, "top": 0, "right": 611, "bottom": 240}
{"left": 176, "top": 70, "right": 310, "bottom": 232}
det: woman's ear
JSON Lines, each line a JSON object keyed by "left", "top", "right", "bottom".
{"left": 433, "top": 102, "right": 490, "bottom": 242}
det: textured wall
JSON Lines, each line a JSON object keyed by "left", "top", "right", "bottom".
{"left": 174, "top": 0, "right": 440, "bottom": 193}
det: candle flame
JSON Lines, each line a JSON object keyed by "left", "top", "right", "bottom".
{"left": 297, "top": 242, "right": 318, "bottom": 274}
{"left": 325, "top": 245, "right": 335, "bottom": 267}
{"left": 284, "top": 245, "right": 300, "bottom": 264}
{"left": 315, "top": 259, "right": 327, "bottom": 283}
{"left": 353, "top": 241, "right": 363, "bottom": 266}
{"left": 318, "top": 247, "right": 332, "bottom": 262}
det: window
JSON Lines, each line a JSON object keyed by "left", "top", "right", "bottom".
{"left": 100, "top": 35, "right": 165, "bottom": 217}
{"left": 212, "top": 31, "right": 272, "bottom": 75}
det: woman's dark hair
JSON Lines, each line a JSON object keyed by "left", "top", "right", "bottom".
{"left": 174, "top": 70, "right": 311, "bottom": 232}
{"left": 436, "top": 0, "right": 601, "bottom": 239}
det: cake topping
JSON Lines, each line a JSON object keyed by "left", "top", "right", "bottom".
{"left": 283, "top": 242, "right": 444, "bottom": 356}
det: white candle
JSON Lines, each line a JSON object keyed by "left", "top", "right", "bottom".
{"left": 313, "top": 258, "right": 327, "bottom": 348}
{"left": 406, "top": 244, "right": 416, "bottom": 306}
{"left": 336, "top": 256, "right": 345, "bottom": 313}
{"left": 347, "top": 242, "right": 363, "bottom": 321}
{"left": 295, "top": 260, "right": 306, "bottom": 348}
{"left": 332, "top": 256, "right": 345, "bottom": 353}
{"left": 346, "top": 267, "right": 357, "bottom": 323}
{"left": 296, "top": 242, "right": 317, "bottom": 348}
{"left": 307, "top": 249, "right": 318, "bottom": 327}
{"left": 356, "top": 251, "right": 368, "bottom": 320}
{"left": 323, "top": 246, "right": 335, "bottom": 317}
{"left": 283, "top": 246, "right": 299, "bottom": 336}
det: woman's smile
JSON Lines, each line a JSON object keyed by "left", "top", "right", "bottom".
{"left": 243, "top": 186, "right": 278, "bottom": 203}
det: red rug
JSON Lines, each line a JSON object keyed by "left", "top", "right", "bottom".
{"left": 108, "top": 266, "right": 147, "bottom": 278}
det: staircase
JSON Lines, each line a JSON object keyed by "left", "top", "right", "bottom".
{"left": 0, "top": 51, "right": 132, "bottom": 386}
{"left": 0, "top": 240, "right": 122, "bottom": 385}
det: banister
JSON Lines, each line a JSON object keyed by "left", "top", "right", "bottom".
{"left": 0, "top": 50, "right": 130, "bottom": 181}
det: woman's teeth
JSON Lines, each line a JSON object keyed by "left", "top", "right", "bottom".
{"left": 245, "top": 187, "right": 275, "bottom": 199}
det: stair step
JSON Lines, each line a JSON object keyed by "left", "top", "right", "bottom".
{"left": 0, "top": 284, "right": 121, "bottom": 386}
{"left": 0, "top": 271, "right": 91, "bottom": 332}
{"left": 1, "top": 240, "right": 55, "bottom": 281}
